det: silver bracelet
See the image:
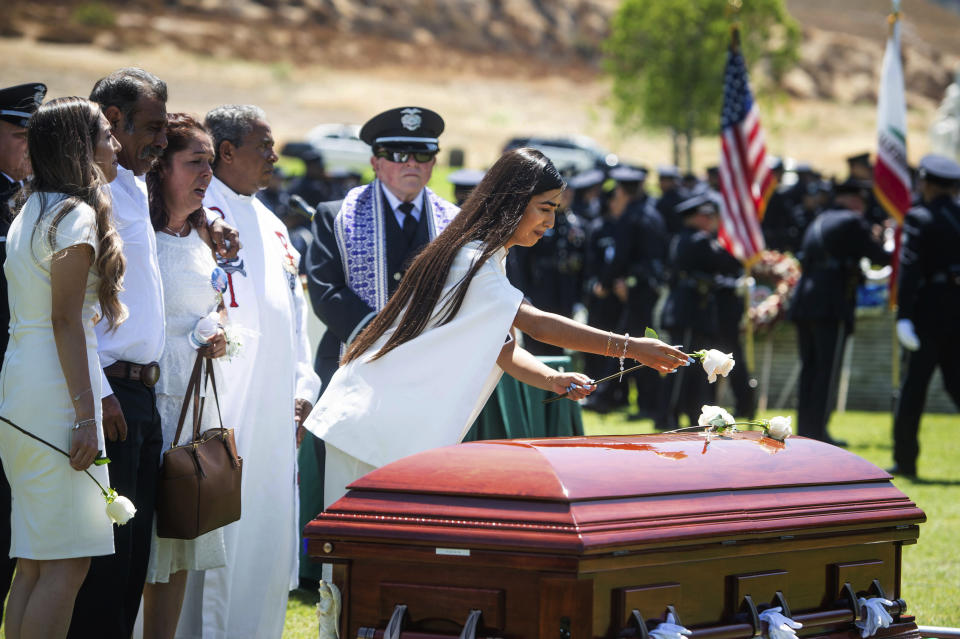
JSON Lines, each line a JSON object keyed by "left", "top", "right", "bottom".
{"left": 73, "top": 418, "right": 96, "bottom": 430}
{"left": 619, "top": 333, "right": 630, "bottom": 380}
{"left": 72, "top": 387, "right": 92, "bottom": 402}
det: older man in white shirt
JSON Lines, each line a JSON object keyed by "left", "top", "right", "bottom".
{"left": 175, "top": 104, "right": 320, "bottom": 639}
{"left": 68, "top": 68, "right": 238, "bottom": 639}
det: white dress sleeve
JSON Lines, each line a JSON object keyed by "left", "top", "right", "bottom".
{"left": 51, "top": 202, "right": 99, "bottom": 256}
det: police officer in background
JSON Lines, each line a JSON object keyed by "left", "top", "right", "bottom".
{"left": 655, "top": 165, "right": 685, "bottom": 234}
{"left": 790, "top": 178, "right": 890, "bottom": 445}
{"left": 660, "top": 193, "right": 747, "bottom": 428}
{"left": 509, "top": 181, "right": 586, "bottom": 355}
{"left": 891, "top": 155, "right": 960, "bottom": 477}
{"left": 581, "top": 178, "right": 628, "bottom": 412}
{"left": 0, "top": 82, "right": 45, "bottom": 621}
{"left": 603, "top": 166, "right": 668, "bottom": 418}
{"left": 569, "top": 168, "right": 605, "bottom": 221}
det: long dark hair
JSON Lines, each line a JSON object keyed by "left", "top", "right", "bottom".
{"left": 146, "top": 113, "right": 210, "bottom": 232}
{"left": 23, "top": 97, "right": 127, "bottom": 329}
{"left": 343, "top": 147, "right": 564, "bottom": 364}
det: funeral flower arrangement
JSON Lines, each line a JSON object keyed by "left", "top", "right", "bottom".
{"left": 746, "top": 250, "right": 801, "bottom": 331}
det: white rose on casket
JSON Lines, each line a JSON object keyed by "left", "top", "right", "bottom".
{"left": 701, "top": 349, "right": 735, "bottom": 383}
{"left": 698, "top": 405, "right": 735, "bottom": 429}
{"left": 766, "top": 416, "right": 792, "bottom": 441}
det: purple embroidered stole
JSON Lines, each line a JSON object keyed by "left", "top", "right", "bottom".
{"left": 334, "top": 179, "right": 458, "bottom": 313}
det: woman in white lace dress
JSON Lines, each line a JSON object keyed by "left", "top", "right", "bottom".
{"left": 141, "top": 114, "right": 230, "bottom": 639}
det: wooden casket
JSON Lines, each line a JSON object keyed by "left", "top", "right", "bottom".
{"left": 304, "top": 432, "right": 925, "bottom": 639}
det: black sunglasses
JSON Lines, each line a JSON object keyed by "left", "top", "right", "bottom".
{"left": 375, "top": 149, "right": 437, "bottom": 164}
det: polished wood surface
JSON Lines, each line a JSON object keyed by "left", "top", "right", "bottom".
{"left": 304, "top": 433, "right": 926, "bottom": 639}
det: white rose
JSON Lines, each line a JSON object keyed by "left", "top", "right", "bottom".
{"left": 767, "top": 416, "right": 792, "bottom": 441}
{"left": 105, "top": 494, "right": 136, "bottom": 525}
{"left": 701, "top": 349, "right": 735, "bottom": 383}
{"left": 698, "top": 405, "right": 735, "bottom": 429}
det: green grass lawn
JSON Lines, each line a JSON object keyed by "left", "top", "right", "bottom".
{"left": 283, "top": 409, "right": 959, "bottom": 638}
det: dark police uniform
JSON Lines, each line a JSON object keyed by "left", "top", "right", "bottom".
{"left": 789, "top": 181, "right": 889, "bottom": 443}
{"left": 508, "top": 207, "right": 585, "bottom": 355}
{"left": 604, "top": 169, "right": 669, "bottom": 417}
{"left": 581, "top": 212, "right": 627, "bottom": 411}
{"left": 892, "top": 156, "right": 960, "bottom": 476}
{"left": 0, "top": 81, "right": 45, "bottom": 622}
{"left": 661, "top": 194, "right": 747, "bottom": 427}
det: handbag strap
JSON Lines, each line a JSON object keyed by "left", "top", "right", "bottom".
{"left": 172, "top": 353, "right": 205, "bottom": 449}
{"left": 205, "top": 356, "right": 225, "bottom": 430}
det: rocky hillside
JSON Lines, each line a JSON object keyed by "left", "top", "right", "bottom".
{"left": 5, "top": 0, "right": 960, "bottom": 106}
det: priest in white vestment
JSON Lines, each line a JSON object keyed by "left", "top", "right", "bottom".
{"left": 176, "top": 105, "right": 320, "bottom": 639}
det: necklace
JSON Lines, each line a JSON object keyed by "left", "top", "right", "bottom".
{"left": 163, "top": 220, "right": 190, "bottom": 237}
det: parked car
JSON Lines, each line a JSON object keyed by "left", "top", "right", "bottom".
{"left": 281, "top": 123, "right": 371, "bottom": 173}
{"left": 502, "top": 135, "right": 619, "bottom": 175}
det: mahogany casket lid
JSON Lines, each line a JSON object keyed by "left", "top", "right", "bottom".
{"left": 305, "top": 432, "right": 925, "bottom": 554}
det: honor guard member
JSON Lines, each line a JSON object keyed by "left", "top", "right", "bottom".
{"left": 655, "top": 164, "right": 685, "bottom": 234}
{"left": 661, "top": 193, "right": 748, "bottom": 428}
{"left": 448, "top": 167, "right": 485, "bottom": 206}
{"left": 508, "top": 177, "right": 586, "bottom": 355}
{"left": 581, "top": 178, "right": 629, "bottom": 412}
{"left": 789, "top": 178, "right": 890, "bottom": 445}
{"left": 602, "top": 166, "right": 668, "bottom": 418}
{"left": 569, "top": 168, "right": 605, "bottom": 221}
{"left": 0, "top": 80, "right": 45, "bottom": 623}
{"left": 891, "top": 155, "right": 960, "bottom": 477}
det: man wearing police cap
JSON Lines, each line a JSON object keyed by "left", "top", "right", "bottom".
{"left": 0, "top": 81, "right": 45, "bottom": 619}
{"left": 790, "top": 178, "right": 889, "bottom": 445}
{"left": 891, "top": 154, "right": 960, "bottom": 477}
{"left": 303, "top": 106, "right": 458, "bottom": 582}
{"left": 306, "top": 104, "right": 458, "bottom": 390}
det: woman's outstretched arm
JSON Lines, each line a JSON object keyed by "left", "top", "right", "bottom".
{"left": 512, "top": 302, "right": 690, "bottom": 374}
{"left": 496, "top": 336, "right": 595, "bottom": 400}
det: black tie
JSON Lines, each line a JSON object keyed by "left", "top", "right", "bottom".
{"left": 398, "top": 201, "right": 417, "bottom": 243}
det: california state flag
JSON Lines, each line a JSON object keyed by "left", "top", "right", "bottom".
{"left": 873, "top": 7, "right": 910, "bottom": 303}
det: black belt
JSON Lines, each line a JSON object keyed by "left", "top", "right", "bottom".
{"left": 104, "top": 360, "right": 160, "bottom": 387}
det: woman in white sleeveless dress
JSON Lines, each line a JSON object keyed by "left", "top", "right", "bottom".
{"left": 0, "top": 98, "right": 126, "bottom": 639}
{"left": 140, "top": 114, "right": 230, "bottom": 639}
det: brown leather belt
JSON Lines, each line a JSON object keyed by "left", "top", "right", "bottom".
{"left": 104, "top": 360, "right": 161, "bottom": 387}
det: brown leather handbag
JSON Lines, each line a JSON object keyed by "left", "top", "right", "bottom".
{"left": 156, "top": 353, "right": 243, "bottom": 540}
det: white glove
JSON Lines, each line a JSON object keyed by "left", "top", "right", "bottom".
{"left": 759, "top": 607, "right": 802, "bottom": 639}
{"left": 896, "top": 319, "right": 920, "bottom": 351}
{"left": 855, "top": 597, "right": 894, "bottom": 638}
{"left": 316, "top": 580, "right": 341, "bottom": 639}
{"left": 649, "top": 612, "right": 692, "bottom": 639}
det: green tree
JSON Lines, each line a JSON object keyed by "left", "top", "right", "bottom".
{"left": 604, "top": 0, "right": 800, "bottom": 170}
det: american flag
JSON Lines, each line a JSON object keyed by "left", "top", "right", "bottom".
{"left": 718, "top": 38, "right": 772, "bottom": 263}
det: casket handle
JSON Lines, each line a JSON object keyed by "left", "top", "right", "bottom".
{"left": 384, "top": 604, "right": 408, "bottom": 639}
{"left": 459, "top": 609, "right": 483, "bottom": 639}
{"left": 740, "top": 595, "right": 762, "bottom": 637}
{"left": 618, "top": 609, "right": 650, "bottom": 639}
{"left": 772, "top": 591, "right": 792, "bottom": 619}
{"left": 869, "top": 579, "right": 908, "bottom": 616}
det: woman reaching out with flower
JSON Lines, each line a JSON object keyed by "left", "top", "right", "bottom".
{"left": 0, "top": 97, "right": 126, "bottom": 639}
{"left": 306, "top": 148, "right": 693, "bottom": 511}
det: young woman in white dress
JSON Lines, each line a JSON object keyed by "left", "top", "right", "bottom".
{"left": 306, "top": 148, "right": 694, "bottom": 512}
{"left": 0, "top": 97, "right": 126, "bottom": 639}
{"left": 140, "top": 114, "right": 229, "bottom": 639}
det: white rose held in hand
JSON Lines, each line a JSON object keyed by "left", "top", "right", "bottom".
{"left": 700, "top": 349, "right": 735, "bottom": 383}
{"left": 105, "top": 490, "right": 136, "bottom": 525}
{"left": 766, "top": 416, "right": 792, "bottom": 441}
{"left": 698, "top": 405, "right": 735, "bottom": 429}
